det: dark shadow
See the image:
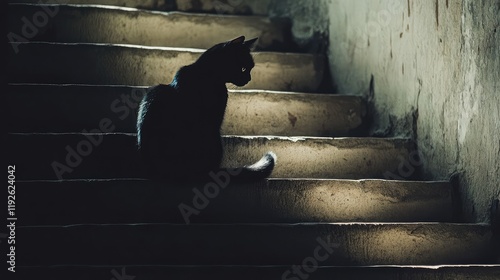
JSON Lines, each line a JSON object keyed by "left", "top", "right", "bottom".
{"left": 450, "top": 172, "right": 464, "bottom": 222}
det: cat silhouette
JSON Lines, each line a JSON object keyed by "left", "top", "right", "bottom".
{"left": 137, "top": 36, "right": 276, "bottom": 182}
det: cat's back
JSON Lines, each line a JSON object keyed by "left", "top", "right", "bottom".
{"left": 144, "top": 83, "right": 176, "bottom": 103}
{"left": 140, "top": 83, "right": 179, "bottom": 115}
{"left": 137, "top": 84, "right": 178, "bottom": 138}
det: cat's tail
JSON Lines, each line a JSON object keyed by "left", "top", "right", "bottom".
{"left": 222, "top": 152, "right": 277, "bottom": 183}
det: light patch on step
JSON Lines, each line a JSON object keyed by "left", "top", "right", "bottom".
{"left": 225, "top": 135, "right": 334, "bottom": 142}
{"left": 64, "top": 4, "right": 143, "bottom": 12}
{"left": 367, "top": 264, "right": 500, "bottom": 268}
{"left": 98, "top": 43, "right": 206, "bottom": 53}
{"left": 229, "top": 89, "right": 332, "bottom": 97}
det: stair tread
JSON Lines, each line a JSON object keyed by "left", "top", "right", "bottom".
{"left": 16, "top": 179, "right": 453, "bottom": 225}
{"left": 15, "top": 264, "right": 500, "bottom": 280}
{"left": 7, "top": 83, "right": 366, "bottom": 136}
{"left": 8, "top": 42, "right": 324, "bottom": 91}
{"left": 8, "top": 3, "right": 290, "bottom": 50}
{"left": 7, "top": 133, "right": 414, "bottom": 180}
{"left": 16, "top": 223, "right": 495, "bottom": 266}
{"left": 8, "top": 0, "right": 272, "bottom": 15}
{"left": 14, "top": 265, "right": 500, "bottom": 280}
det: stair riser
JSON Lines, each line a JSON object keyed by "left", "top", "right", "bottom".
{"left": 8, "top": 4, "right": 289, "bottom": 50}
{"left": 16, "top": 224, "right": 495, "bottom": 265}
{"left": 7, "top": 84, "right": 365, "bottom": 136}
{"left": 16, "top": 180, "right": 453, "bottom": 225}
{"left": 8, "top": 43, "right": 324, "bottom": 92}
{"left": 15, "top": 266, "right": 500, "bottom": 280}
{"left": 7, "top": 134, "right": 412, "bottom": 180}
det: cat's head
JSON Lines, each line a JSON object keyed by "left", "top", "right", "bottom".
{"left": 197, "top": 36, "right": 258, "bottom": 86}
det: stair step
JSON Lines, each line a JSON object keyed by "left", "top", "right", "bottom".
{"left": 8, "top": 42, "right": 324, "bottom": 91}
{"left": 7, "top": 84, "right": 365, "bottom": 136}
{"left": 8, "top": 4, "right": 289, "bottom": 50}
{"left": 8, "top": 0, "right": 272, "bottom": 15}
{"left": 175, "top": 0, "right": 271, "bottom": 15}
{"left": 7, "top": 133, "right": 413, "bottom": 180}
{"left": 15, "top": 223, "right": 495, "bottom": 265}
{"left": 7, "top": 0, "right": 175, "bottom": 10}
{"left": 16, "top": 265, "right": 500, "bottom": 280}
{"left": 16, "top": 179, "right": 453, "bottom": 225}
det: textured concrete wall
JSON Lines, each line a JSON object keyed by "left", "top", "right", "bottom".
{"left": 326, "top": 0, "right": 500, "bottom": 222}
{"left": 268, "top": 0, "right": 329, "bottom": 52}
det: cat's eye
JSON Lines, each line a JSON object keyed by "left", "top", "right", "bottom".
{"left": 241, "top": 67, "right": 247, "bottom": 73}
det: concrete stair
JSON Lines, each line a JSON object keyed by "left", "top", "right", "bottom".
{"left": 14, "top": 265, "right": 500, "bottom": 280}
{"left": 8, "top": 4, "right": 291, "bottom": 50}
{"left": 7, "top": 84, "right": 365, "bottom": 135}
{"left": 14, "top": 223, "right": 495, "bottom": 265}
{"left": 9, "top": 0, "right": 272, "bottom": 15}
{"left": 16, "top": 179, "right": 454, "bottom": 225}
{"left": 6, "top": 2, "right": 499, "bottom": 279}
{"left": 7, "top": 133, "right": 412, "bottom": 180}
{"left": 8, "top": 42, "right": 323, "bottom": 91}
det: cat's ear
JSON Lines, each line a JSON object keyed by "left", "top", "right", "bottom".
{"left": 225, "top": 36, "right": 246, "bottom": 46}
{"left": 243, "top": 37, "right": 258, "bottom": 49}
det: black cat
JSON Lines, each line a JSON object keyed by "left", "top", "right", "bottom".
{"left": 137, "top": 36, "right": 276, "bottom": 182}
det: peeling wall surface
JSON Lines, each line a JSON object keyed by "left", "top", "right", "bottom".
{"left": 326, "top": 0, "right": 500, "bottom": 222}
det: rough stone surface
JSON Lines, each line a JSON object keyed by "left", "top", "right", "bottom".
{"left": 16, "top": 223, "right": 495, "bottom": 265}
{"left": 15, "top": 265, "right": 500, "bottom": 280}
{"left": 8, "top": 4, "right": 289, "bottom": 50}
{"left": 325, "top": 0, "right": 500, "bottom": 223}
{"left": 16, "top": 179, "right": 453, "bottom": 225}
{"left": 8, "top": 42, "right": 324, "bottom": 92}
{"left": 225, "top": 90, "right": 365, "bottom": 136}
{"left": 7, "top": 84, "right": 365, "bottom": 136}
{"left": 6, "top": 133, "right": 412, "bottom": 180}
